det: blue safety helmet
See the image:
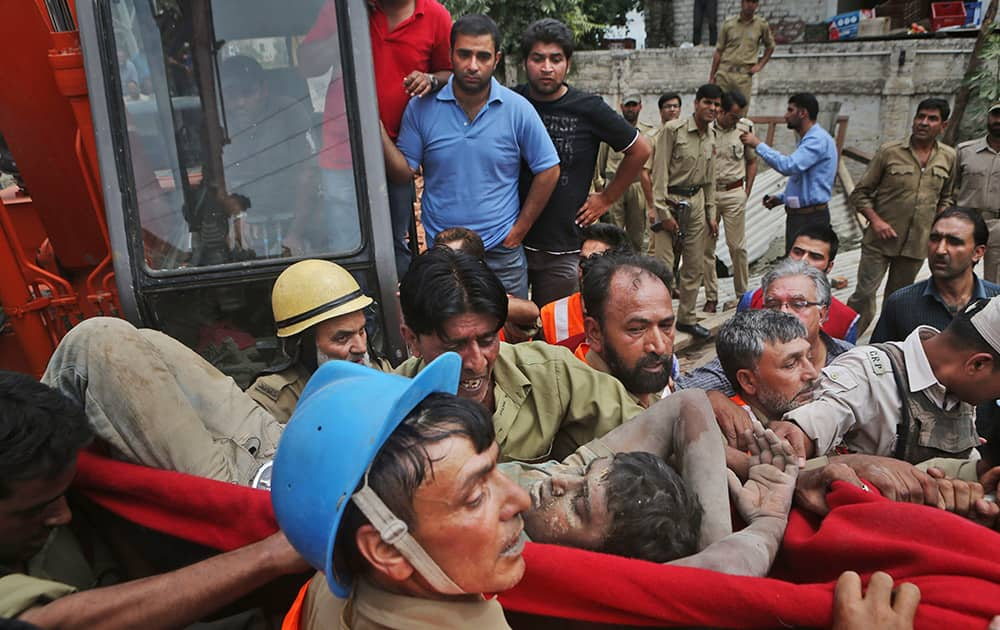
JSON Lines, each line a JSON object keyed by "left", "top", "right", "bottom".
{"left": 271, "top": 353, "right": 461, "bottom": 596}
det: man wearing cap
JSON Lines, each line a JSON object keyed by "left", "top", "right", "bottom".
{"left": 955, "top": 101, "right": 1000, "bottom": 283}
{"left": 708, "top": 0, "right": 775, "bottom": 112}
{"left": 650, "top": 83, "right": 723, "bottom": 340}
{"left": 396, "top": 247, "right": 644, "bottom": 462}
{"left": 40, "top": 259, "right": 381, "bottom": 483}
{"left": 249, "top": 259, "right": 389, "bottom": 423}
{"left": 274, "top": 354, "right": 532, "bottom": 628}
{"left": 701, "top": 89, "right": 754, "bottom": 313}
{"left": 771, "top": 297, "right": 1000, "bottom": 471}
{"left": 593, "top": 94, "right": 657, "bottom": 253}
{"left": 515, "top": 18, "right": 651, "bottom": 306}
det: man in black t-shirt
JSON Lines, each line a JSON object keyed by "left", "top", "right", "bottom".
{"left": 515, "top": 19, "right": 651, "bottom": 307}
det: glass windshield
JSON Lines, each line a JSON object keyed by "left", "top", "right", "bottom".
{"left": 110, "top": 0, "right": 362, "bottom": 272}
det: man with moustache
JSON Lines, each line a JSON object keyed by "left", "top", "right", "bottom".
{"left": 708, "top": 0, "right": 775, "bottom": 112}
{"left": 515, "top": 19, "right": 650, "bottom": 306}
{"left": 955, "top": 101, "right": 1000, "bottom": 283}
{"left": 577, "top": 254, "right": 677, "bottom": 407}
{"left": 381, "top": 14, "right": 560, "bottom": 298}
{"left": 650, "top": 83, "right": 724, "bottom": 339}
{"left": 395, "top": 246, "right": 644, "bottom": 463}
{"left": 593, "top": 94, "right": 658, "bottom": 253}
{"left": 847, "top": 98, "right": 956, "bottom": 333}
{"left": 740, "top": 92, "right": 837, "bottom": 252}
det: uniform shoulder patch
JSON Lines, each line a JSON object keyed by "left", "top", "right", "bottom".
{"left": 864, "top": 348, "right": 891, "bottom": 375}
{"left": 253, "top": 380, "right": 282, "bottom": 402}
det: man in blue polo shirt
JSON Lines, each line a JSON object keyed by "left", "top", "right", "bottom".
{"left": 381, "top": 14, "right": 560, "bottom": 297}
{"left": 740, "top": 92, "right": 837, "bottom": 252}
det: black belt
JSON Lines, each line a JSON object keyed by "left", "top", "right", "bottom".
{"left": 718, "top": 179, "right": 745, "bottom": 191}
{"left": 668, "top": 185, "right": 700, "bottom": 197}
{"left": 787, "top": 203, "right": 829, "bottom": 216}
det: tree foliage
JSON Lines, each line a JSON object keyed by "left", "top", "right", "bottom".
{"left": 959, "top": 26, "right": 1000, "bottom": 142}
{"left": 440, "top": 0, "right": 642, "bottom": 60}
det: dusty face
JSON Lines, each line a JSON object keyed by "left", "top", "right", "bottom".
{"left": 595, "top": 270, "right": 675, "bottom": 396}
{"left": 0, "top": 462, "right": 75, "bottom": 568}
{"left": 451, "top": 33, "right": 499, "bottom": 96}
{"left": 406, "top": 313, "right": 500, "bottom": 407}
{"left": 522, "top": 457, "right": 613, "bottom": 550}
{"left": 621, "top": 101, "right": 642, "bottom": 125}
{"left": 928, "top": 216, "right": 983, "bottom": 282}
{"left": 911, "top": 107, "right": 946, "bottom": 143}
{"left": 763, "top": 275, "right": 827, "bottom": 343}
{"left": 659, "top": 98, "right": 681, "bottom": 123}
{"left": 694, "top": 96, "right": 721, "bottom": 127}
{"left": 748, "top": 337, "right": 817, "bottom": 417}
{"left": 788, "top": 235, "right": 833, "bottom": 273}
{"left": 314, "top": 310, "right": 368, "bottom": 365}
{"left": 410, "top": 439, "right": 530, "bottom": 594}
{"left": 524, "top": 41, "right": 570, "bottom": 100}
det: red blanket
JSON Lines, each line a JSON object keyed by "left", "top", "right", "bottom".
{"left": 73, "top": 451, "right": 1000, "bottom": 629}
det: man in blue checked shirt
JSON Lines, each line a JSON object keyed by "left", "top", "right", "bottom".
{"left": 740, "top": 92, "right": 838, "bottom": 252}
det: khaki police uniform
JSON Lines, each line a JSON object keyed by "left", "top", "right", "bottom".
{"left": 248, "top": 357, "right": 392, "bottom": 424}
{"left": 955, "top": 136, "right": 1000, "bottom": 282}
{"left": 396, "top": 341, "right": 644, "bottom": 463}
{"left": 650, "top": 116, "right": 717, "bottom": 327}
{"left": 298, "top": 573, "right": 512, "bottom": 629}
{"left": 784, "top": 327, "right": 979, "bottom": 464}
{"left": 703, "top": 119, "right": 753, "bottom": 301}
{"left": 595, "top": 120, "right": 657, "bottom": 252}
{"left": 847, "top": 139, "right": 956, "bottom": 333}
{"left": 714, "top": 15, "right": 775, "bottom": 111}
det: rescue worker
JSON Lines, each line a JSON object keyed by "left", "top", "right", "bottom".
{"left": 774, "top": 297, "right": 1000, "bottom": 468}
{"left": 396, "top": 246, "right": 644, "bottom": 462}
{"left": 954, "top": 101, "right": 1000, "bottom": 283}
{"left": 847, "top": 98, "right": 956, "bottom": 333}
{"left": 275, "top": 353, "right": 531, "bottom": 628}
{"left": 0, "top": 372, "right": 309, "bottom": 627}
{"left": 650, "top": 83, "right": 723, "bottom": 340}
{"left": 540, "top": 223, "right": 631, "bottom": 351}
{"left": 593, "top": 94, "right": 657, "bottom": 253}
{"left": 249, "top": 258, "right": 389, "bottom": 423}
{"left": 578, "top": 254, "right": 677, "bottom": 408}
{"left": 708, "top": 0, "right": 775, "bottom": 112}
{"left": 702, "top": 89, "right": 754, "bottom": 312}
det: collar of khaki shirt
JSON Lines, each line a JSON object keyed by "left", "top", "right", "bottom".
{"left": 339, "top": 578, "right": 510, "bottom": 629}
{"left": 900, "top": 326, "right": 961, "bottom": 411}
{"left": 970, "top": 136, "right": 1000, "bottom": 155}
{"left": 491, "top": 343, "right": 532, "bottom": 447}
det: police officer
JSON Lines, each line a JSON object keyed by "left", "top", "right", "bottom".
{"left": 594, "top": 94, "right": 657, "bottom": 253}
{"left": 249, "top": 259, "right": 389, "bottom": 422}
{"left": 650, "top": 83, "right": 722, "bottom": 339}
{"left": 708, "top": 0, "right": 775, "bottom": 112}
{"left": 846, "top": 98, "right": 956, "bottom": 333}
{"left": 702, "top": 90, "right": 754, "bottom": 313}
{"left": 955, "top": 101, "right": 1000, "bottom": 283}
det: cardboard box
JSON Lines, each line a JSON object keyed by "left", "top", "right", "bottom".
{"left": 828, "top": 9, "right": 876, "bottom": 40}
{"left": 858, "top": 16, "right": 891, "bottom": 36}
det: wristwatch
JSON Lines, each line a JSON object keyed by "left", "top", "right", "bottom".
{"left": 428, "top": 74, "right": 440, "bottom": 91}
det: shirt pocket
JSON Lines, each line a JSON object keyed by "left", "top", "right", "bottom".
{"left": 914, "top": 411, "right": 979, "bottom": 455}
{"left": 671, "top": 135, "right": 697, "bottom": 172}
{"left": 930, "top": 164, "right": 951, "bottom": 182}
{"left": 886, "top": 163, "right": 915, "bottom": 183}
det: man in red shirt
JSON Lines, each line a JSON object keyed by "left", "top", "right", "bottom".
{"left": 298, "top": 0, "right": 452, "bottom": 277}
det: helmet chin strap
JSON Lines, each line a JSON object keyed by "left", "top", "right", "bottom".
{"left": 351, "top": 474, "right": 465, "bottom": 596}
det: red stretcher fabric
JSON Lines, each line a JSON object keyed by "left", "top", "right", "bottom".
{"left": 73, "top": 451, "right": 1000, "bottom": 629}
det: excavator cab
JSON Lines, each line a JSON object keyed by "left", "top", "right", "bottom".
{"left": 75, "top": 0, "right": 403, "bottom": 383}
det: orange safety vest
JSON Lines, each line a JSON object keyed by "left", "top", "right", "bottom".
{"left": 540, "top": 292, "right": 586, "bottom": 352}
{"left": 282, "top": 578, "right": 312, "bottom": 630}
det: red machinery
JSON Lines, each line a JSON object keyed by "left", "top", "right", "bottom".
{"left": 0, "top": 0, "right": 404, "bottom": 379}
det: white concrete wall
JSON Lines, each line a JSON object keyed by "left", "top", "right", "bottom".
{"left": 568, "top": 38, "right": 974, "bottom": 165}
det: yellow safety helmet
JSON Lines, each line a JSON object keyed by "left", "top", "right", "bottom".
{"left": 271, "top": 259, "right": 373, "bottom": 338}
